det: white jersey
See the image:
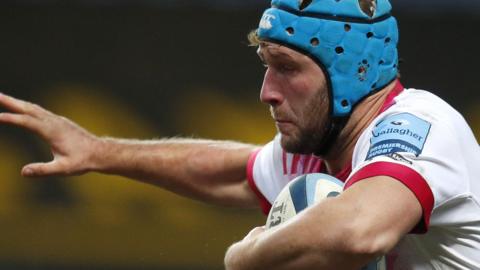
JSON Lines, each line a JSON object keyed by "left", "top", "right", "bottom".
{"left": 247, "top": 81, "right": 480, "bottom": 269}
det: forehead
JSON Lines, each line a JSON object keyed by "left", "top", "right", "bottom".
{"left": 257, "top": 42, "right": 305, "bottom": 61}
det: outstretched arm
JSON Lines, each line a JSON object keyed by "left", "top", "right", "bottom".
{"left": 0, "top": 93, "right": 259, "bottom": 207}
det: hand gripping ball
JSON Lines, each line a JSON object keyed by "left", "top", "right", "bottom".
{"left": 265, "top": 173, "right": 386, "bottom": 270}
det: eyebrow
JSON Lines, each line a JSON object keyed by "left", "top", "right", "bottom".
{"left": 257, "top": 45, "right": 296, "bottom": 62}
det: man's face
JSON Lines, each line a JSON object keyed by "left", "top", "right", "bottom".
{"left": 258, "top": 42, "right": 331, "bottom": 154}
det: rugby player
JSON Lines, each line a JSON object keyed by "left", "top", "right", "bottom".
{"left": 0, "top": 0, "right": 479, "bottom": 269}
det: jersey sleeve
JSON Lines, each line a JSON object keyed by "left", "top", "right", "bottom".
{"left": 246, "top": 134, "right": 322, "bottom": 214}
{"left": 346, "top": 109, "right": 471, "bottom": 233}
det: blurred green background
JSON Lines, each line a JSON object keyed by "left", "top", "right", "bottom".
{"left": 0, "top": 1, "right": 478, "bottom": 269}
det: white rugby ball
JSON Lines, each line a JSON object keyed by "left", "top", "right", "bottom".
{"left": 266, "top": 173, "right": 343, "bottom": 229}
{"left": 265, "top": 173, "right": 386, "bottom": 270}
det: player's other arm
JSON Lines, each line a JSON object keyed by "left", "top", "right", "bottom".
{"left": 0, "top": 93, "right": 259, "bottom": 207}
{"left": 225, "top": 175, "right": 422, "bottom": 270}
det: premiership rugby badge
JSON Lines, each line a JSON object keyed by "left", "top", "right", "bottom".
{"left": 366, "top": 113, "right": 431, "bottom": 160}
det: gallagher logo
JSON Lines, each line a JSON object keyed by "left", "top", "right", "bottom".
{"left": 372, "top": 128, "right": 424, "bottom": 142}
{"left": 391, "top": 120, "right": 409, "bottom": 126}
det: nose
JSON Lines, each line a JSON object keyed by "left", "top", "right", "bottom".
{"left": 260, "top": 69, "right": 284, "bottom": 107}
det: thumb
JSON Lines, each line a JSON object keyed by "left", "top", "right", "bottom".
{"left": 21, "top": 161, "right": 65, "bottom": 177}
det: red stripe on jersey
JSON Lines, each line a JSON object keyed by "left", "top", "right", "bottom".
{"left": 291, "top": 154, "right": 302, "bottom": 174}
{"left": 282, "top": 151, "right": 288, "bottom": 175}
{"left": 345, "top": 162, "right": 434, "bottom": 234}
{"left": 246, "top": 148, "right": 272, "bottom": 215}
{"left": 335, "top": 162, "right": 352, "bottom": 182}
{"left": 379, "top": 80, "right": 404, "bottom": 113}
{"left": 309, "top": 158, "right": 321, "bottom": 172}
{"left": 302, "top": 155, "right": 313, "bottom": 174}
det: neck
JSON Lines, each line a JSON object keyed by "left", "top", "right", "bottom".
{"left": 323, "top": 81, "right": 398, "bottom": 175}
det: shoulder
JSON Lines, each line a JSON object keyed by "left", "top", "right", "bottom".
{"left": 358, "top": 88, "right": 468, "bottom": 153}
{"left": 390, "top": 88, "right": 466, "bottom": 128}
{"left": 351, "top": 87, "right": 479, "bottom": 206}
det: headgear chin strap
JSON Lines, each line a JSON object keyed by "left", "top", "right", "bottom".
{"left": 257, "top": 0, "right": 399, "bottom": 155}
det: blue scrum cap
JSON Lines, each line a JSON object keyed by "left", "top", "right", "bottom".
{"left": 257, "top": 0, "right": 399, "bottom": 117}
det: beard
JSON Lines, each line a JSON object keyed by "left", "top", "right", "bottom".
{"left": 276, "top": 87, "right": 331, "bottom": 155}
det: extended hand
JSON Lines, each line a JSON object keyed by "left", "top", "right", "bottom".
{"left": 0, "top": 93, "right": 100, "bottom": 177}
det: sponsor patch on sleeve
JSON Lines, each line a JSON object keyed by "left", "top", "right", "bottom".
{"left": 366, "top": 113, "right": 431, "bottom": 160}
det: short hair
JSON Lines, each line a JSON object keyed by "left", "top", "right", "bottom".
{"left": 247, "top": 29, "right": 261, "bottom": 47}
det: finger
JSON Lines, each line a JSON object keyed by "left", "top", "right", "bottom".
{"left": 0, "top": 93, "right": 45, "bottom": 116}
{"left": 21, "top": 161, "right": 66, "bottom": 177}
{"left": 0, "top": 112, "right": 58, "bottom": 144}
{"left": 0, "top": 93, "right": 31, "bottom": 114}
{"left": 243, "top": 226, "right": 266, "bottom": 240}
{"left": 0, "top": 113, "right": 43, "bottom": 134}
{"left": 0, "top": 113, "right": 48, "bottom": 139}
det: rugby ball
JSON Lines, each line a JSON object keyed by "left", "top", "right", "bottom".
{"left": 265, "top": 173, "right": 386, "bottom": 270}
{"left": 265, "top": 173, "right": 343, "bottom": 229}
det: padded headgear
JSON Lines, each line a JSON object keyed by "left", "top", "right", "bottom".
{"left": 257, "top": 0, "right": 399, "bottom": 117}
